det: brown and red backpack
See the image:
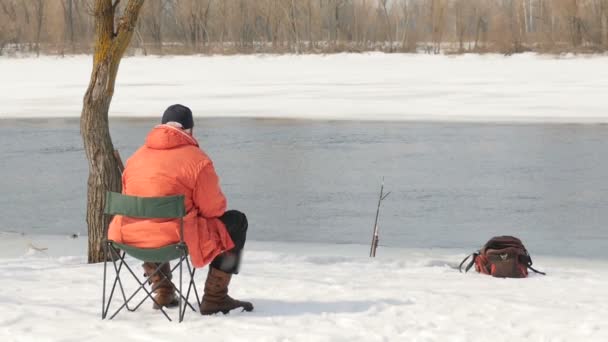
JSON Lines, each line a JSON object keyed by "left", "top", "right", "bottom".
{"left": 459, "top": 236, "right": 545, "bottom": 278}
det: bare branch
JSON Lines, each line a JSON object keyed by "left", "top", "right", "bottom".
{"left": 113, "top": 0, "right": 145, "bottom": 55}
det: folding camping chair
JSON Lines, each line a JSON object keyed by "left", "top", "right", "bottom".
{"left": 102, "top": 191, "right": 200, "bottom": 322}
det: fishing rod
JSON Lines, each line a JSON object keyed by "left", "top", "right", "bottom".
{"left": 369, "top": 177, "right": 391, "bottom": 257}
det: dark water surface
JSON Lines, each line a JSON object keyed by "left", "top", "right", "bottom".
{"left": 1, "top": 118, "right": 607, "bottom": 258}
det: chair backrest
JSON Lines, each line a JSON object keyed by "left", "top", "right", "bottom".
{"left": 104, "top": 192, "right": 186, "bottom": 218}
{"left": 104, "top": 191, "right": 187, "bottom": 242}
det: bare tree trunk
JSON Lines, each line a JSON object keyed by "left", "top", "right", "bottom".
{"left": 455, "top": 0, "right": 465, "bottom": 52}
{"left": 271, "top": 1, "right": 281, "bottom": 49}
{"left": 307, "top": 0, "right": 314, "bottom": 50}
{"left": 604, "top": 1, "right": 608, "bottom": 47}
{"left": 400, "top": 0, "right": 410, "bottom": 51}
{"left": 154, "top": 0, "right": 162, "bottom": 53}
{"left": 66, "top": 0, "right": 75, "bottom": 53}
{"left": 201, "top": 0, "right": 212, "bottom": 50}
{"left": 288, "top": 0, "right": 300, "bottom": 53}
{"left": 0, "top": 0, "right": 17, "bottom": 54}
{"left": 60, "top": 0, "right": 75, "bottom": 55}
{"left": 507, "top": 0, "right": 524, "bottom": 53}
{"left": 518, "top": 0, "right": 526, "bottom": 51}
{"left": 34, "top": 0, "right": 43, "bottom": 56}
{"left": 81, "top": 0, "right": 144, "bottom": 263}
{"left": 379, "top": 0, "right": 393, "bottom": 52}
{"left": 569, "top": 0, "right": 583, "bottom": 47}
{"left": 220, "top": 0, "right": 227, "bottom": 51}
{"left": 72, "top": 0, "right": 86, "bottom": 51}
{"left": 331, "top": 0, "right": 339, "bottom": 49}
{"left": 135, "top": 27, "right": 148, "bottom": 55}
{"left": 68, "top": 0, "right": 74, "bottom": 52}
{"left": 474, "top": 14, "right": 486, "bottom": 51}
{"left": 529, "top": 0, "right": 534, "bottom": 32}
{"left": 431, "top": 0, "right": 446, "bottom": 54}
{"left": 186, "top": 2, "right": 199, "bottom": 50}
{"left": 523, "top": 0, "right": 529, "bottom": 34}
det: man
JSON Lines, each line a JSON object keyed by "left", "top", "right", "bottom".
{"left": 108, "top": 104, "right": 253, "bottom": 315}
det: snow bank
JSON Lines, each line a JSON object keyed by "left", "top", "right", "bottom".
{"left": 1, "top": 53, "right": 608, "bottom": 122}
{"left": 1, "top": 233, "right": 607, "bottom": 341}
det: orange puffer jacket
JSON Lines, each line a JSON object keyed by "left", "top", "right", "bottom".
{"left": 108, "top": 125, "right": 234, "bottom": 268}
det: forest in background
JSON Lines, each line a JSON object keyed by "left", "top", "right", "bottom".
{"left": 1, "top": 0, "right": 607, "bottom": 56}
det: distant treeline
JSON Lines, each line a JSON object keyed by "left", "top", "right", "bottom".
{"left": 1, "top": 0, "right": 607, "bottom": 56}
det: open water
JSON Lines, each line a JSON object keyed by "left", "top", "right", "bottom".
{"left": 1, "top": 118, "right": 607, "bottom": 258}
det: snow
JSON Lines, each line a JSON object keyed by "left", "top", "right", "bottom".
{"left": 2, "top": 53, "right": 608, "bottom": 340}
{"left": 1, "top": 232, "right": 607, "bottom": 341}
{"left": 1, "top": 53, "right": 608, "bottom": 122}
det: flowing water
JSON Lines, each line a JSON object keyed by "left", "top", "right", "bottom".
{"left": 1, "top": 118, "right": 607, "bottom": 258}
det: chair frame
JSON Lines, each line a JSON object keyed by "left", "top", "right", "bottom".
{"left": 101, "top": 192, "right": 201, "bottom": 322}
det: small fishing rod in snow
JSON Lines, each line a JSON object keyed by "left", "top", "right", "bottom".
{"left": 369, "top": 178, "right": 390, "bottom": 257}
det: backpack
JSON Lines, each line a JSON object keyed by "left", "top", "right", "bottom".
{"left": 459, "top": 236, "right": 545, "bottom": 278}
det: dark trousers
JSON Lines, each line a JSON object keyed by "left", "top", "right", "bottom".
{"left": 210, "top": 210, "right": 248, "bottom": 274}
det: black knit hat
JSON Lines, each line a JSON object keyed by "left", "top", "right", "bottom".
{"left": 161, "top": 104, "right": 194, "bottom": 129}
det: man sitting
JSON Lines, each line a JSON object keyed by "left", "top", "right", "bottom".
{"left": 108, "top": 104, "right": 253, "bottom": 315}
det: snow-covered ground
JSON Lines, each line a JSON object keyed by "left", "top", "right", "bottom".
{"left": 1, "top": 53, "right": 608, "bottom": 122}
{"left": 2, "top": 53, "right": 608, "bottom": 341}
{"left": 1, "top": 232, "right": 607, "bottom": 341}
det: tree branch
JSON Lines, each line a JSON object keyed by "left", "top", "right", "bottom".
{"left": 113, "top": 0, "right": 144, "bottom": 53}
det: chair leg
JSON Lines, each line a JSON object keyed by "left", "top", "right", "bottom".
{"left": 116, "top": 252, "right": 137, "bottom": 312}
{"left": 157, "top": 262, "right": 196, "bottom": 314}
{"left": 103, "top": 245, "right": 129, "bottom": 318}
{"left": 188, "top": 259, "right": 201, "bottom": 308}
{"left": 123, "top": 262, "right": 173, "bottom": 320}
{"left": 168, "top": 261, "right": 198, "bottom": 312}
{"left": 102, "top": 242, "right": 108, "bottom": 319}
{"left": 184, "top": 258, "right": 200, "bottom": 309}
{"left": 179, "top": 255, "right": 184, "bottom": 322}
{"left": 108, "top": 249, "right": 139, "bottom": 313}
{"left": 131, "top": 260, "right": 197, "bottom": 316}
{"left": 131, "top": 262, "right": 171, "bottom": 312}
{"left": 102, "top": 246, "right": 200, "bottom": 322}
{"left": 108, "top": 260, "right": 173, "bottom": 321}
{"left": 183, "top": 271, "right": 196, "bottom": 313}
{"left": 178, "top": 256, "right": 200, "bottom": 321}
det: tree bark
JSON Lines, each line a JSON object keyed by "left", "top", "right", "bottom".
{"left": 288, "top": 0, "right": 300, "bottom": 53}
{"left": 34, "top": 0, "right": 43, "bottom": 57}
{"left": 379, "top": 0, "right": 393, "bottom": 52}
{"left": 81, "top": 0, "right": 144, "bottom": 263}
{"left": 307, "top": 0, "right": 314, "bottom": 50}
{"left": 60, "top": 0, "right": 75, "bottom": 55}
{"left": 400, "top": 0, "right": 410, "bottom": 52}
{"left": 596, "top": 0, "right": 607, "bottom": 47}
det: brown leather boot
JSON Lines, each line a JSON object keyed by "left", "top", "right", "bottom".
{"left": 142, "top": 262, "right": 179, "bottom": 310}
{"left": 200, "top": 267, "right": 254, "bottom": 315}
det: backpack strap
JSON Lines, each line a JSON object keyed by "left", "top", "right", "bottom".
{"left": 459, "top": 252, "right": 479, "bottom": 273}
{"left": 527, "top": 265, "right": 546, "bottom": 275}
{"left": 519, "top": 254, "right": 547, "bottom": 275}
